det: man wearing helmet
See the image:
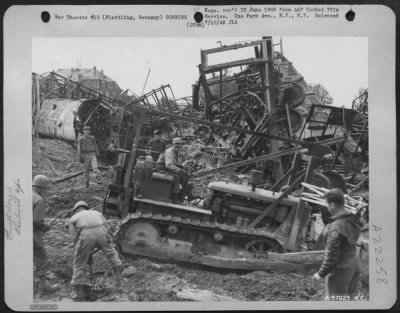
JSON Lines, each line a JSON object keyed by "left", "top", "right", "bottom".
{"left": 77, "top": 125, "right": 100, "bottom": 187}
{"left": 32, "top": 174, "right": 59, "bottom": 294}
{"left": 69, "top": 200, "right": 123, "bottom": 300}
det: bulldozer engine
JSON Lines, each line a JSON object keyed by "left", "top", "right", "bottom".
{"left": 204, "top": 182, "right": 297, "bottom": 235}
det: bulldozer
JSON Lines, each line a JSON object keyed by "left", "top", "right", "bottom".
{"left": 101, "top": 106, "right": 344, "bottom": 271}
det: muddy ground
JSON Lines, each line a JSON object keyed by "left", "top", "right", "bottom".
{"left": 33, "top": 137, "right": 369, "bottom": 302}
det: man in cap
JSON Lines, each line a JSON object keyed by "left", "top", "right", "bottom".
{"left": 72, "top": 111, "right": 82, "bottom": 141}
{"left": 69, "top": 200, "right": 123, "bottom": 300}
{"left": 77, "top": 125, "right": 100, "bottom": 187}
{"left": 146, "top": 129, "right": 166, "bottom": 161}
{"left": 32, "top": 174, "right": 59, "bottom": 294}
{"left": 157, "top": 137, "right": 189, "bottom": 203}
{"left": 312, "top": 188, "right": 363, "bottom": 300}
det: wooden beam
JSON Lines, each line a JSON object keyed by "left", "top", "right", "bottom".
{"left": 52, "top": 171, "right": 84, "bottom": 183}
{"left": 349, "top": 175, "right": 369, "bottom": 195}
{"left": 249, "top": 173, "right": 306, "bottom": 228}
{"left": 193, "top": 147, "right": 306, "bottom": 178}
{"left": 270, "top": 167, "right": 304, "bottom": 191}
{"left": 287, "top": 155, "right": 322, "bottom": 250}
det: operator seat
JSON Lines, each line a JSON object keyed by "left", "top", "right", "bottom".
{"left": 133, "top": 157, "right": 175, "bottom": 202}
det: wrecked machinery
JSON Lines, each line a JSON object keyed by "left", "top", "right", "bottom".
{"left": 33, "top": 38, "right": 368, "bottom": 271}
{"left": 101, "top": 104, "right": 365, "bottom": 271}
{"left": 32, "top": 71, "right": 182, "bottom": 157}
{"left": 191, "top": 38, "right": 368, "bottom": 189}
{"left": 192, "top": 38, "right": 318, "bottom": 164}
{"left": 99, "top": 38, "right": 368, "bottom": 271}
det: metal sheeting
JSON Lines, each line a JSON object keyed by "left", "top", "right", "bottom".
{"left": 36, "top": 98, "right": 83, "bottom": 141}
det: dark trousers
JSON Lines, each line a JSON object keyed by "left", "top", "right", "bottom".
{"left": 325, "top": 258, "right": 361, "bottom": 299}
{"left": 168, "top": 171, "right": 189, "bottom": 195}
{"left": 155, "top": 164, "right": 189, "bottom": 195}
{"left": 33, "top": 231, "right": 49, "bottom": 278}
{"left": 71, "top": 226, "right": 121, "bottom": 286}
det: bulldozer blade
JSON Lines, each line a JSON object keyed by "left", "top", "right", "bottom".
{"left": 120, "top": 240, "right": 324, "bottom": 272}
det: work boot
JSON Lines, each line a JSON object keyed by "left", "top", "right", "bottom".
{"left": 71, "top": 284, "right": 90, "bottom": 301}
{"left": 38, "top": 277, "right": 59, "bottom": 295}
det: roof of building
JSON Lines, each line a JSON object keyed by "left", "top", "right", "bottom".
{"left": 55, "top": 67, "right": 114, "bottom": 82}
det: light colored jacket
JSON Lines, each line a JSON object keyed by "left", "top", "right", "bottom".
{"left": 69, "top": 209, "right": 106, "bottom": 241}
{"left": 78, "top": 134, "right": 99, "bottom": 155}
{"left": 158, "top": 146, "right": 181, "bottom": 173}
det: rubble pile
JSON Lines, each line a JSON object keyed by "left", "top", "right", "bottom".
{"left": 33, "top": 137, "right": 110, "bottom": 214}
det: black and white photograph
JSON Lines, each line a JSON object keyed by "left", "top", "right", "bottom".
{"left": 31, "top": 36, "right": 370, "bottom": 302}
{"left": 3, "top": 4, "right": 396, "bottom": 311}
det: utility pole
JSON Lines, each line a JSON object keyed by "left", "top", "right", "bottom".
{"left": 141, "top": 66, "right": 151, "bottom": 96}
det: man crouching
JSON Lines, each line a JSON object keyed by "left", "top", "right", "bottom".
{"left": 312, "top": 188, "right": 364, "bottom": 300}
{"left": 69, "top": 201, "right": 123, "bottom": 300}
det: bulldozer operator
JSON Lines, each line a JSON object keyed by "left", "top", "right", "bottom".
{"left": 156, "top": 137, "right": 190, "bottom": 203}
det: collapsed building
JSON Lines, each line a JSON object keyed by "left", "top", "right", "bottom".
{"left": 188, "top": 39, "right": 368, "bottom": 194}
{"left": 31, "top": 37, "right": 369, "bottom": 275}
{"left": 32, "top": 38, "right": 368, "bottom": 193}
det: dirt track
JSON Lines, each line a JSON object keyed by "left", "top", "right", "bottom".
{"left": 33, "top": 137, "right": 369, "bottom": 302}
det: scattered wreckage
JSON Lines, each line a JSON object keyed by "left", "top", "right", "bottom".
{"left": 32, "top": 37, "right": 369, "bottom": 274}
{"left": 100, "top": 104, "right": 368, "bottom": 274}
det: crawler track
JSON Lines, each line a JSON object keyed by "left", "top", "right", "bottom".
{"left": 117, "top": 210, "right": 284, "bottom": 249}
{"left": 113, "top": 208, "right": 291, "bottom": 271}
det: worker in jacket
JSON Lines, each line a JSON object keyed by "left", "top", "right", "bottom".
{"left": 146, "top": 129, "right": 166, "bottom": 161}
{"left": 77, "top": 125, "right": 100, "bottom": 187}
{"left": 32, "top": 174, "right": 59, "bottom": 295}
{"left": 69, "top": 200, "right": 123, "bottom": 300}
{"left": 312, "top": 188, "right": 363, "bottom": 300}
{"left": 157, "top": 137, "right": 189, "bottom": 203}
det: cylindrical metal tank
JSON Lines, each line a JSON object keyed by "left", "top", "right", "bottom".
{"left": 36, "top": 98, "right": 108, "bottom": 145}
{"left": 36, "top": 98, "right": 83, "bottom": 141}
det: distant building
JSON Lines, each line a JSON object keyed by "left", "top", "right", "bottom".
{"left": 55, "top": 66, "right": 122, "bottom": 98}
